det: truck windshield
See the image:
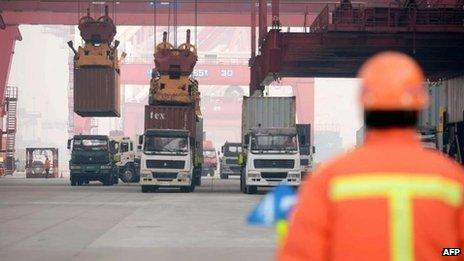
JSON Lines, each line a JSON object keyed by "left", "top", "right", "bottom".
{"left": 224, "top": 146, "right": 241, "bottom": 156}
{"left": 144, "top": 136, "right": 188, "bottom": 155}
{"left": 203, "top": 150, "right": 216, "bottom": 157}
{"left": 73, "top": 139, "right": 108, "bottom": 151}
{"left": 251, "top": 134, "right": 298, "bottom": 154}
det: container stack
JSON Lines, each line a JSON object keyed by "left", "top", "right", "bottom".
{"left": 68, "top": 6, "right": 125, "bottom": 117}
{"left": 145, "top": 30, "right": 201, "bottom": 134}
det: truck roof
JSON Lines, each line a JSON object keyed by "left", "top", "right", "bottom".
{"left": 224, "top": 142, "right": 241, "bottom": 146}
{"left": 250, "top": 127, "right": 297, "bottom": 135}
{"left": 73, "top": 135, "right": 109, "bottom": 140}
{"left": 145, "top": 129, "right": 189, "bottom": 137}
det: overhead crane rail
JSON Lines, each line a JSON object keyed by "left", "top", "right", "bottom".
{"left": 250, "top": 1, "right": 464, "bottom": 90}
{"left": 311, "top": 3, "right": 464, "bottom": 33}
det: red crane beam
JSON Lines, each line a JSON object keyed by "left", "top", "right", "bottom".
{"left": 0, "top": 1, "right": 346, "bottom": 26}
{"left": 0, "top": 26, "right": 21, "bottom": 116}
{"left": 251, "top": 4, "right": 464, "bottom": 88}
{"left": 120, "top": 63, "right": 251, "bottom": 86}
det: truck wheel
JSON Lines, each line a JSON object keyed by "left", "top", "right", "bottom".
{"left": 103, "top": 174, "right": 113, "bottom": 186}
{"left": 120, "top": 169, "right": 136, "bottom": 183}
{"left": 246, "top": 185, "right": 258, "bottom": 194}
{"left": 112, "top": 167, "right": 119, "bottom": 184}
{"left": 194, "top": 175, "right": 201, "bottom": 186}
{"left": 141, "top": 185, "right": 149, "bottom": 193}
{"left": 201, "top": 170, "right": 207, "bottom": 177}
{"left": 193, "top": 167, "right": 201, "bottom": 186}
{"left": 71, "top": 176, "right": 77, "bottom": 186}
{"left": 180, "top": 179, "right": 195, "bottom": 193}
{"left": 141, "top": 185, "right": 157, "bottom": 193}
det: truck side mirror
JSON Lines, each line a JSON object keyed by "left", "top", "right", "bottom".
{"left": 221, "top": 146, "right": 224, "bottom": 153}
{"left": 67, "top": 139, "right": 71, "bottom": 150}
{"left": 312, "top": 146, "right": 316, "bottom": 154}
{"left": 138, "top": 135, "right": 143, "bottom": 145}
{"left": 217, "top": 151, "right": 220, "bottom": 156}
{"left": 244, "top": 134, "right": 250, "bottom": 145}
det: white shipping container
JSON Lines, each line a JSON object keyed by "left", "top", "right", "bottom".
{"left": 241, "top": 96, "right": 296, "bottom": 142}
{"left": 446, "top": 75, "right": 464, "bottom": 124}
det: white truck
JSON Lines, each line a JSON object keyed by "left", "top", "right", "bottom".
{"left": 240, "top": 96, "right": 302, "bottom": 194}
{"left": 110, "top": 136, "right": 142, "bottom": 183}
{"left": 139, "top": 105, "right": 203, "bottom": 193}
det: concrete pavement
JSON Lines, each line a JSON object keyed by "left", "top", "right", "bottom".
{"left": 0, "top": 176, "right": 275, "bottom": 261}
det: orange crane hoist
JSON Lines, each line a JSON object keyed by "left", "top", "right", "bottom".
{"left": 67, "top": 5, "right": 126, "bottom": 117}
{"left": 149, "top": 30, "right": 200, "bottom": 112}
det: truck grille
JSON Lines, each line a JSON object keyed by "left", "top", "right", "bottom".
{"left": 74, "top": 155, "right": 108, "bottom": 164}
{"left": 153, "top": 172, "right": 178, "bottom": 179}
{"left": 300, "top": 159, "right": 309, "bottom": 166}
{"left": 261, "top": 172, "right": 288, "bottom": 179}
{"left": 146, "top": 160, "right": 185, "bottom": 169}
{"left": 226, "top": 159, "right": 239, "bottom": 164}
{"left": 254, "top": 159, "right": 294, "bottom": 169}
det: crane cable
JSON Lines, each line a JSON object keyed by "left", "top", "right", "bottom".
{"left": 167, "top": 1, "right": 171, "bottom": 44}
{"left": 77, "top": 0, "right": 80, "bottom": 23}
{"left": 154, "top": 0, "right": 157, "bottom": 45}
{"left": 195, "top": 0, "right": 198, "bottom": 46}
{"left": 174, "top": 0, "right": 178, "bottom": 47}
{"left": 113, "top": 0, "right": 116, "bottom": 25}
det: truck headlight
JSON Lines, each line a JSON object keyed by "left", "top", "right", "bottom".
{"left": 248, "top": 171, "right": 260, "bottom": 178}
{"left": 141, "top": 171, "right": 151, "bottom": 178}
{"left": 70, "top": 165, "right": 81, "bottom": 170}
{"left": 288, "top": 173, "right": 301, "bottom": 179}
{"left": 100, "top": 165, "right": 112, "bottom": 170}
{"left": 178, "top": 171, "right": 190, "bottom": 179}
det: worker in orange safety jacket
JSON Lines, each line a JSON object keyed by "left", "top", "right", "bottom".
{"left": 278, "top": 51, "right": 464, "bottom": 261}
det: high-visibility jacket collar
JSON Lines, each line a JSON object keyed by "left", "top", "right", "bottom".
{"left": 365, "top": 128, "right": 420, "bottom": 146}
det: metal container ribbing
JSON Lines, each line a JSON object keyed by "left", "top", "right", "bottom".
{"left": 144, "top": 105, "right": 197, "bottom": 138}
{"left": 242, "top": 96, "right": 296, "bottom": 143}
{"left": 446, "top": 75, "right": 464, "bottom": 124}
{"left": 74, "top": 67, "right": 120, "bottom": 117}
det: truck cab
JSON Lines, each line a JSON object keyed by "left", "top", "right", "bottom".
{"left": 139, "top": 129, "right": 201, "bottom": 193}
{"left": 219, "top": 142, "right": 242, "bottom": 179}
{"left": 202, "top": 140, "right": 217, "bottom": 176}
{"left": 68, "top": 135, "right": 117, "bottom": 186}
{"left": 241, "top": 127, "right": 301, "bottom": 194}
{"left": 111, "top": 137, "right": 141, "bottom": 183}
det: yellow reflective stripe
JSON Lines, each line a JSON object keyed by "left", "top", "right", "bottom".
{"left": 390, "top": 190, "right": 413, "bottom": 261}
{"left": 275, "top": 219, "right": 288, "bottom": 246}
{"left": 330, "top": 174, "right": 463, "bottom": 261}
{"left": 331, "top": 175, "right": 463, "bottom": 206}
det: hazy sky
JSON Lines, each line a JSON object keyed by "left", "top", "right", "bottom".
{"left": 8, "top": 25, "right": 364, "bottom": 168}
{"left": 315, "top": 78, "right": 363, "bottom": 148}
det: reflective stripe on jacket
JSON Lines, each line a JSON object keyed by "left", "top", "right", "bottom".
{"left": 279, "top": 129, "right": 464, "bottom": 261}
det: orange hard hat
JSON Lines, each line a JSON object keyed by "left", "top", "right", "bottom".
{"left": 358, "top": 51, "right": 428, "bottom": 111}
